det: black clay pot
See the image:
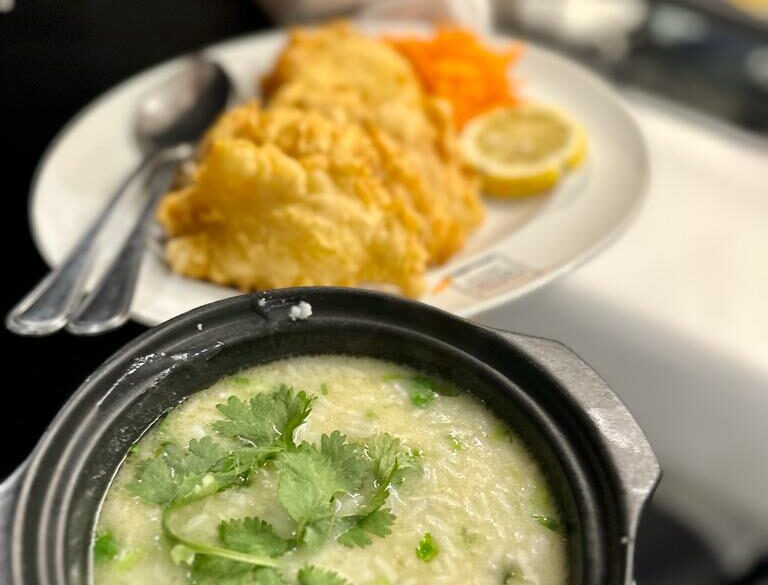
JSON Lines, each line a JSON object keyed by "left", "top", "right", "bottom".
{"left": 0, "top": 288, "right": 660, "bottom": 585}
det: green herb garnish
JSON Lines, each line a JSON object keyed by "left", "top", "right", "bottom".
{"left": 416, "top": 532, "right": 439, "bottom": 561}
{"left": 218, "top": 517, "right": 291, "bottom": 558}
{"left": 129, "top": 437, "right": 236, "bottom": 507}
{"left": 386, "top": 373, "right": 459, "bottom": 402}
{"left": 448, "top": 432, "right": 464, "bottom": 451}
{"left": 127, "top": 386, "right": 419, "bottom": 585}
{"left": 213, "top": 385, "right": 313, "bottom": 449}
{"left": 320, "top": 383, "right": 329, "bottom": 396}
{"left": 276, "top": 432, "right": 369, "bottom": 548}
{"left": 490, "top": 423, "right": 513, "bottom": 442}
{"left": 298, "top": 566, "right": 354, "bottom": 585}
{"left": 532, "top": 513, "right": 559, "bottom": 532}
{"left": 460, "top": 526, "right": 478, "bottom": 547}
{"left": 93, "top": 531, "right": 119, "bottom": 564}
{"left": 408, "top": 377, "right": 436, "bottom": 408}
{"left": 187, "top": 556, "right": 283, "bottom": 585}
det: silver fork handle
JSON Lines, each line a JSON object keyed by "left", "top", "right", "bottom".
{"left": 5, "top": 154, "right": 157, "bottom": 336}
{"left": 66, "top": 144, "right": 193, "bottom": 335}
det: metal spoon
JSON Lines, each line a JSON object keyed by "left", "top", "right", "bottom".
{"left": 6, "top": 57, "right": 232, "bottom": 336}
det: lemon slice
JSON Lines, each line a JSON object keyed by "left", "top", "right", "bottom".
{"left": 461, "top": 102, "right": 587, "bottom": 197}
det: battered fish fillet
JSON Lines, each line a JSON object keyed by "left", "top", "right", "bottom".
{"left": 157, "top": 104, "right": 429, "bottom": 296}
{"left": 157, "top": 22, "right": 484, "bottom": 296}
{"left": 262, "top": 22, "right": 484, "bottom": 263}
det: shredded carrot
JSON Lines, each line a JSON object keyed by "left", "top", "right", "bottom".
{"left": 388, "top": 27, "right": 522, "bottom": 129}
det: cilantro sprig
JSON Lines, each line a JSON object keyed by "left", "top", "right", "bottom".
{"left": 214, "top": 385, "right": 313, "bottom": 449}
{"left": 336, "top": 434, "right": 420, "bottom": 548}
{"left": 276, "top": 432, "right": 369, "bottom": 548}
{"left": 121, "top": 384, "right": 420, "bottom": 585}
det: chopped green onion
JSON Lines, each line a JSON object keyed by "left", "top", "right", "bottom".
{"left": 409, "top": 378, "right": 436, "bottom": 408}
{"left": 93, "top": 531, "right": 119, "bottom": 564}
{"left": 416, "top": 532, "right": 439, "bottom": 561}
{"left": 532, "top": 513, "right": 559, "bottom": 532}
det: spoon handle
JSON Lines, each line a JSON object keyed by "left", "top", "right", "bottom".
{"left": 66, "top": 144, "right": 193, "bottom": 335}
{"left": 5, "top": 154, "right": 158, "bottom": 336}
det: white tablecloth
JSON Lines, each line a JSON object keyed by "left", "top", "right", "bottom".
{"left": 477, "top": 90, "right": 768, "bottom": 568}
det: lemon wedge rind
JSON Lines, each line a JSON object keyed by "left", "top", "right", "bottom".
{"left": 461, "top": 102, "right": 588, "bottom": 198}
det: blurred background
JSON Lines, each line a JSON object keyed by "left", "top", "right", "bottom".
{"left": 1, "top": 1, "right": 767, "bottom": 584}
{"left": 262, "top": 0, "right": 768, "bottom": 135}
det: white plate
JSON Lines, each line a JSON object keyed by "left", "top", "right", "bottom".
{"left": 29, "top": 24, "right": 648, "bottom": 325}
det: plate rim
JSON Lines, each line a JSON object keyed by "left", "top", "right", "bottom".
{"left": 28, "top": 24, "right": 649, "bottom": 323}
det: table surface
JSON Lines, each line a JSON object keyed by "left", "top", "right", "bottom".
{"left": 478, "top": 90, "right": 768, "bottom": 568}
{"left": 2, "top": 0, "right": 767, "bottom": 574}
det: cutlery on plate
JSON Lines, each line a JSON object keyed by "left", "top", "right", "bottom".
{"left": 6, "top": 56, "right": 233, "bottom": 336}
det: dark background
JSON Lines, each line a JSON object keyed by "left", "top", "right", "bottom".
{"left": 0, "top": 0, "right": 272, "bottom": 477}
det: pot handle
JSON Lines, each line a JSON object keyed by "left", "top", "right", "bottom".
{"left": 496, "top": 331, "right": 661, "bottom": 585}
{"left": 0, "top": 462, "right": 26, "bottom": 585}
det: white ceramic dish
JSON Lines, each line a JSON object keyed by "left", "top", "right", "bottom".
{"left": 29, "top": 23, "right": 648, "bottom": 325}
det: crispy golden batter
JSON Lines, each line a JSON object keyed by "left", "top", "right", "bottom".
{"left": 158, "top": 104, "right": 428, "bottom": 295}
{"left": 157, "top": 23, "right": 484, "bottom": 296}
{"left": 263, "top": 22, "right": 484, "bottom": 262}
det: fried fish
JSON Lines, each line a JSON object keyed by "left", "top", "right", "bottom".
{"left": 157, "top": 23, "right": 484, "bottom": 296}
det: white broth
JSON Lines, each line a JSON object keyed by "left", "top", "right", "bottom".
{"left": 94, "top": 355, "right": 568, "bottom": 585}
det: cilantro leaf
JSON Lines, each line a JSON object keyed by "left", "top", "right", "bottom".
{"left": 335, "top": 460, "right": 395, "bottom": 549}
{"left": 210, "top": 446, "right": 282, "bottom": 487}
{"left": 186, "top": 436, "right": 227, "bottom": 473}
{"left": 189, "top": 556, "right": 254, "bottom": 585}
{"left": 162, "top": 509, "right": 280, "bottom": 577}
{"left": 364, "top": 433, "right": 401, "bottom": 482}
{"left": 129, "top": 437, "right": 234, "bottom": 507}
{"left": 253, "top": 568, "right": 288, "bottom": 585}
{"left": 123, "top": 386, "right": 425, "bottom": 583}
{"left": 364, "top": 433, "right": 421, "bottom": 486}
{"left": 275, "top": 445, "right": 338, "bottom": 523}
{"left": 336, "top": 508, "right": 396, "bottom": 548}
{"left": 416, "top": 532, "right": 439, "bottom": 561}
{"left": 335, "top": 524, "right": 371, "bottom": 548}
{"left": 128, "top": 455, "right": 178, "bottom": 506}
{"left": 275, "top": 435, "right": 367, "bottom": 547}
{"left": 214, "top": 385, "right": 313, "bottom": 448}
{"left": 336, "top": 433, "right": 422, "bottom": 548}
{"left": 319, "top": 431, "right": 370, "bottom": 488}
{"left": 299, "top": 515, "right": 334, "bottom": 550}
{"left": 218, "top": 517, "right": 290, "bottom": 558}
{"left": 297, "top": 566, "right": 353, "bottom": 585}
{"left": 176, "top": 438, "right": 231, "bottom": 502}
{"left": 189, "top": 556, "right": 285, "bottom": 585}
{"left": 353, "top": 507, "right": 395, "bottom": 537}
{"left": 93, "top": 531, "right": 119, "bottom": 564}
{"left": 336, "top": 435, "right": 412, "bottom": 549}
{"left": 278, "top": 434, "right": 368, "bottom": 511}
